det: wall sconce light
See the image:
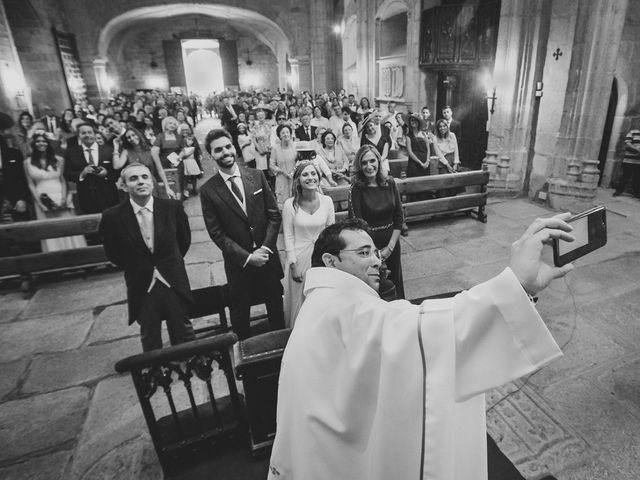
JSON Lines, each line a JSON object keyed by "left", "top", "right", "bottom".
{"left": 245, "top": 49, "right": 253, "bottom": 67}
{"left": 149, "top": 51, "right": 158, "bottom": 69}
{"left": 487, "top": 87, "right": 497, "bottom": 115}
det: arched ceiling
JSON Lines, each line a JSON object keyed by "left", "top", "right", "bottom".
{"left": 98, "top": 3, "right": 290, "bottom": 61}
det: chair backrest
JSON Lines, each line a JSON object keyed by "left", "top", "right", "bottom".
{"left": 114, "top": 333, "right": 243, "bottom": 476}
{"left": 189, "top": 285, "right": 230, "bottom": 337}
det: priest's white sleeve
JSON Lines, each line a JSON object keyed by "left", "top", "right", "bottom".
{"left": 451, "top": 267, "right": 563, "bottom": 402}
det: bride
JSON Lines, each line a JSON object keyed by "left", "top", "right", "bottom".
{"left": 24, "top": 132, "right": 86, "bottom": 252}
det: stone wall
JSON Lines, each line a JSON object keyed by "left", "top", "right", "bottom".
{"left": 606, "top": 0, "right": 640, "bottom": 186}
{"left": 4, "top": 0, "right": 73, "bottom": 115}
{"left": 110, "top": 16, "right": 277, "bottom": 93}
{"left": 0, "top": 0, "right": 30, "bottom": 118}
{"left": 59, "top": 0, "right": 313, "bottom": 97}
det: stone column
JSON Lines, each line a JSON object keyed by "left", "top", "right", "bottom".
{"left": 483, "top": 0, "right": 550, "bottom": 192}
{"left": 547, "top": 0, "right": 629, "bottom": 209}
{"left": 92, "top": 58, "right": 109, "bottom": 101}
{"left": 356, "top": 0, "right": 376, "bottom": 99}
{"left": 309, "top": 0, "right": 335, "bottom": 93}
{"left": 0, "top": 0, "right": 31, "bottom": 117}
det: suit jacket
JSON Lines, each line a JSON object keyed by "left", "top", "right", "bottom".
{"left": 199, "top": 166, "right": 283, "bottom": 284}
{"left": 220, "top": 105, "right": 240, "bottom": 132}
{"left": 449, "top": 119, "right": 462, "bottom": 140}
{"left": 0, "top": 143, "right": 28, "bottom": 207}
{"left": 39, "top": 115, "right": 61, "bottom": 134}
{"left": 294, "top": 125, "right": 317, "bottom": 142}
{"left": 64, "top": 142, "right": 119, "bottom": 214}
{"left": 99, "top": 198, "right": 193, "bottom": 325}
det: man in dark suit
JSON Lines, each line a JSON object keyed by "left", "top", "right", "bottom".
{"left": 0, "top": 134, "right": 29, "bottom": 223}
{"left": 39, "top": 105, "right": 60, "bottom": 135}
{"left": 63, "top": 122, "right": 119, "bottom": 214}
{"left": 442, "top": 105, "right": 462, "bottom": 140}
{"left": 220, "top": 97, "right": 240, "bottom": 136}
{"left": 294, "top": 109, "right": 316, "bottom": 141}
{"left": 200, "top": 129, "right": 285, "bottom": 340}
{"left": 99, "top": 162, "right": 195, "bottom": 352}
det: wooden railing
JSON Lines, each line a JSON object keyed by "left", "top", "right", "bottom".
{"left": 0, "top": 214, "right": 109, "bottom": 292}
{"left": 324, "top": 169, "right": 489, "bottom": 223}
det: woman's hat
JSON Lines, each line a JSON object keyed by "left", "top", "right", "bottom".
{"left": 357, "top": 112, "right": 376, "bottom": 135}
{"left": 0, "top": 112, "right": 15, "bottom": 130}
{"left": 295, "top": 140, "right": 316, "bottom": 152}
{"left": 401, "top": 113, "right": 428, "bottom": 131}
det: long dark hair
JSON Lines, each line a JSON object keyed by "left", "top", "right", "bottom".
{"left": 60, "top": 109, "right": 75, "bottom": 133}
{"left": 351, "top": 145, "right": 388, "bottom": 188}
{"left": 17, "top": 111, "right": 33, "bottom": 135}
{"left": 435, "top": 119, "right": 449, "bottom": 140}
{"left": 121, "top": 127, "right": 151, "bottom": 151}
{"left": 30, "top": 132, "right": 58, "bottom": 170}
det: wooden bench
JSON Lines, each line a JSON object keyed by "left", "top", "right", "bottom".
{"left": 324, "top": 169, "right": 489, "bottom": 224}
{"left": 0, "top": 214, "right": 109, "bottom": 293}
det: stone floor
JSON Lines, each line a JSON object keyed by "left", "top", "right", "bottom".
{"left": 1, "top": 120, "right": 639, "bottom": 479}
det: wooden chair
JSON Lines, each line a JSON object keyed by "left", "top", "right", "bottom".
{"left": 114, "top": 333, "right": 245, "bottom": 476}
{"left": 189, "top": 285, "right": 231, "bottom": 338}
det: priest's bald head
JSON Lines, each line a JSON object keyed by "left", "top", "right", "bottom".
{"left": 311, "top": 219, "right": 382, "bottom": 291}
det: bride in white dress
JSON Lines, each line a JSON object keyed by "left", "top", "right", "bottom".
{"left": 282, "top": 161, "right": 335, "bottom": 327}
{"left": 24, "top": 132, "right": 86, "bottom": 252}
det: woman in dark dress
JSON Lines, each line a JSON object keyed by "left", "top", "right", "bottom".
{"left": 360, "top": 111, "right": 391, "bottom": 176}
{"left": 402, "top": 113, "right": 431, "bottom": 178}
{"left": 349, "top": 145, "right": 405, "bottom": 299}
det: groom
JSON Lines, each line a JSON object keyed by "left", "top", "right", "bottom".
{"left": 199, "top": 129, "right": 285, "bottom": 340}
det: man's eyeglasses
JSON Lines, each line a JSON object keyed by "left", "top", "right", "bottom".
{"left": 277, "top": 117, "right": 286, "bottom": 121}
{"left": 339, "top": 248, "right": 381, "bottom": 260}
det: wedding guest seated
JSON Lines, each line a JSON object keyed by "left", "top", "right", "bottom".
{"left": 270, "top": 124, "right": 297, "bottom": 208}
{"left": 24, "top": 132, "right": 86, "bottom": 252}
{"left": 114, "top": 127, "right": 173, "bottom": 199}
{"left": 317, "top": 130, "right": 349, "bottom": 185}
{"left": 0, "top": 133, "right": 29, "bottom": 224}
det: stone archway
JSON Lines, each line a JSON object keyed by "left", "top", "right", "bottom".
{"left": 94, "top": 3, "right": 290, "bottom": 96}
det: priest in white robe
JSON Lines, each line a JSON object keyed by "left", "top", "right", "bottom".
{"left": 268, "top": 215, "right": 575, "bottom": 480}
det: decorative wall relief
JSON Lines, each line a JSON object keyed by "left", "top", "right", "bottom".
{"left": 380, "top": 65, "right": 404, "bottom": 98}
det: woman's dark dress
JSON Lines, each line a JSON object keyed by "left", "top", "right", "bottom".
{"left": 406, "top": 133, "right": 430, "bottom": 178}
{"left": 349, "top": 178, "right": 405, "bottom": 299}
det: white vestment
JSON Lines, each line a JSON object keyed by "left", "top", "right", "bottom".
{"left": 267, "top": 267, "right": 562, "bottom": 480}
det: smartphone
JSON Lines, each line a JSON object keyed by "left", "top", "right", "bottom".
{"left": 553, "top": 206, "right": 607, "bottom": 267}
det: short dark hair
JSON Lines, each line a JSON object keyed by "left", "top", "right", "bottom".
{"left": 341, "top": 106, "right": 351, "bottom": 114}
{"left": 320, "top": 129, "right": 336, "bottom": 147}
{"left": 77, "top": 122, "right": 96, "bottom": 133}
{"left": 276, "top": 123, "right": 292, "bottom": 138}
{"left": 311, "top": 218, "right": 370, "bottom": 267}
{"left": 204, "top": 128, "right": 232, "bottom": 154}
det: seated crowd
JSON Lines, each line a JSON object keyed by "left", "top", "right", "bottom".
{"left": 0, "top": 86, "right": 469, "bottom": 349}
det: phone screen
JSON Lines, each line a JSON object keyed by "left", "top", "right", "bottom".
{"left": 557, "top": 215, "right": 589, "bottom": 256}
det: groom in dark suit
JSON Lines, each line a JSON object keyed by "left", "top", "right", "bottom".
{"left": 99, "top": 163, "right": 195, "bottom": 352}
{"left": 200, "top": 129, "right": 285, "bottom": 340}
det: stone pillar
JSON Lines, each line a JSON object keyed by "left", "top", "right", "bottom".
{"left": 0, "top": 0, "right": 31, "bottom": 117}
{"left": 92, "top": 58, "right": 109, "bottom": 101}
{"left": 548, "top": 0, "right": 629, "bottom": 209}
{"left": 309, "top": 0, "right": 336, "bottom": 93}
{"left": 357, "top": 0, "right": 376, "bottom": 99}
{"left": 483, "top": 0, "right": 549, "bottom": 192}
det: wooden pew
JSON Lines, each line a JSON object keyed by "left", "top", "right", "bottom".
{"left": 323, "top": 169, "right": 489, "bottom": 225}
{"left": 0, "top": 214, "right": 109, "bottom": 293}
{"left": 398, "top": 170, "right": 489, "bottom": 223}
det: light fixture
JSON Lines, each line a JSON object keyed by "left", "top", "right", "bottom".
{"left": 245, "top": 49, "right": 253, "bottom": 66}
{"left": 149, "top": 51, "right": 158, "bottom": 69}
{"left": 333, "top": 24, "right": 341, "bottom": 34}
